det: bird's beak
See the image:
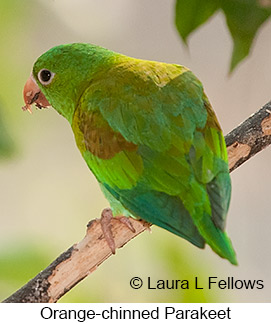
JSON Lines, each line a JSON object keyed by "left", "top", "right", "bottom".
{"left": 22, "top": 75, "right": 50, "bottom": 113}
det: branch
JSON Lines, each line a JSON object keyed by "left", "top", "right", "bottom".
{"left": 3, "top": 218, "right": 147, "bottom": 303}
{"left": 226, "top": 101, "right": 271, "bottom": 171}
{"left": 3, "top": 101, "right": 271, "bottom": 303}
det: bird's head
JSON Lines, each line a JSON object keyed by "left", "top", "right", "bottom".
{"left": 22, "top": 43, "right": 115, "bottom": 124}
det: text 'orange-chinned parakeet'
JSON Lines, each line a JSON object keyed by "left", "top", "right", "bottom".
{"left": 23, "top": 43, "right": 237, "bottom": 265}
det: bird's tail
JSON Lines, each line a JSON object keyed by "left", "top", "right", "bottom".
{"left": 194, "top": 212, "right": 237, "bottom": 265}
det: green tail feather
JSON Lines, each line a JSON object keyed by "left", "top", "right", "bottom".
{"left": 196, "top": 212, "right": 237, "bottom": 265}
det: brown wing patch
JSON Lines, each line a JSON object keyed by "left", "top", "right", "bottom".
{"left": 79, "top": 111, "right": 137, "bottom": 159}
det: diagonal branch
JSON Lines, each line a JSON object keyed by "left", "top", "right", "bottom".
{"left": 3, "top": 218, "right": 147, "bottom": 303}
{"left": 226, "top": 101, "right": 271, "bottom": 171}
{"left": 3, "top": 101, "right": 271, "bottom": 303}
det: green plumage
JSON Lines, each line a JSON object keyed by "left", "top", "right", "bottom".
{"left": 32, "top": 43, "right": 237, "bottom": 264}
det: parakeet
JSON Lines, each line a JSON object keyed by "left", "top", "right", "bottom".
{"left": 23, "top": 43, "right": 237, "bottom": 265}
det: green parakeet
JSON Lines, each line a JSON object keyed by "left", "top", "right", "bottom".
{"left": 23, "top": 43, "right": 237, "bottom": 265}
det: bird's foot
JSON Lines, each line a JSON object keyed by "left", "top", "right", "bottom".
{"left": 138, "top": 219, "right": 152, "bottom": 232}
{"left": 100, "top": 208, "right": 136, "bottom": 254}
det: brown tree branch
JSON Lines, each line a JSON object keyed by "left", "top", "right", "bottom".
{"left": 226, "top": 101, "right": 271, "bottom": 171}
{"left": 3, "top": 101, "right": 271, "bottom": 303}
{"left": 3, "top": 218, "right": 147, "bottom": 303}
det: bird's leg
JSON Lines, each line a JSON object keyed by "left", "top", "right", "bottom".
{"left": 100, "top": 208, "right": 136, "bottom": 254}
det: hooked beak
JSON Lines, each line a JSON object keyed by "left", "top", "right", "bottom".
{"left": 22, "top": 75, "right": 50, "bottom": 113}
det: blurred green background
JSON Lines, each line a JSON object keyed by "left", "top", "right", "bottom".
{"left": 0, "top": 0, "right": 271, "bottom": 302}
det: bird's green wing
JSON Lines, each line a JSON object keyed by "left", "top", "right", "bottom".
{"left": 72, "top": 58, "right": 236, "bottom": 264}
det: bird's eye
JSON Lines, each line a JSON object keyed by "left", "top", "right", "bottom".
{"left": 37, "top": 69, "right": 55, "bottom": 85}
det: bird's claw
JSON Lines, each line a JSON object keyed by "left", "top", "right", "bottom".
{"left": 100, "top": 208, "right": 135, "bottom": 254}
